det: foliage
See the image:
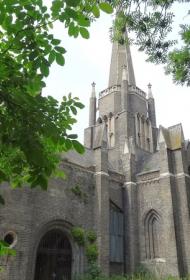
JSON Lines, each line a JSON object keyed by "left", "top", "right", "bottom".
{"left": 71, "top": 227, "right": 85, "bottom": 246}
{"left": 0, "top": 241, "right": 16, "bottom": 257}
{"left": 166, "top": 24, "right": 190, "bottom": 86}
{"left": 78, "top": 273, "right": 190, "bottom": 280}
{"left": 111, "top": 0, "right": 175, "bottom": 63}
{"left": 0, "top": 240, "right": 16, "bottom": 268}
{"left": 77, "top": 261, "right": 189, "bottom": 280}
{"left": 79, "top": 262, "right": 104, "bottom": 280}
{"left": 0, "top": 94, "right": 84, "bottom": 194}
{"left": 110, "top": 0, "right": 190, "bottom": 86}
{"left": 0, "top": 0, "right": 189, "bottom": 200}
{"left": 86, "top": 230, "right": 97, "bottom": 243}
{"left": 71, "top": 226, "right": 98, "bottom": 264}
{"left": 0, "top": 0, "right": 113, "bottom": 198}
{"left": 0, "top": 0, "right": 114, "bottom": 258}
{"left": 85, "top": 243, "right": 98, "bottom": 263}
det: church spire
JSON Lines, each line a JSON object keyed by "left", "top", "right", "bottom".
{"left": 108, "top": 34, "right": 136, "bottom": 87}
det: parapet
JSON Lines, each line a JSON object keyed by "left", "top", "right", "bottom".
{"left": 129, "top": 84, "right": 147, "bottom": 99}
{"left": 99, "top": 85, "right": 121, "bottom": 99}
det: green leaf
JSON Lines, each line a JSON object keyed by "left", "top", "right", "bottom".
{"left": 51, "top": 0, "right": 63, "bottom": 15}
{"left": 92, "top": 5, "right": 100, "bottom": 18}
{"left": 72, "top": 140, "right": 85, "bottom": 154}
{"left": 74, "top": 102, "right": 85, "bottom": 109}
{"left": 68, "top": 22, "right": 76, "bottom": 36}
{"left": 68, "top": 134, "right": 78, "bottom": 139}
{"left": 78, "top": 15, "right": 90, "bottom": 27}
{"left": 70, "top": 106, "right": 77, "bottom": 115}
{"left": 79, "top": 27, "right": 90, "bottom": 39}
{"left": 73, "top": 26, "right": 79, "bottom": 38}
{"left": 40, "top": 63, "right": 49, "bottom": 77}
{"left": 65, "top": 0, "right": 80, "bottom": 7}
{"left": 52, "top": 39, "right": 61, "bottom": 45}
{"left": 29, "top": 50, "right": 38, "bottom": 61}
{"left": 65, "top": 139, "right": 72, "bottom": 150}
{"left": 64, "top": 7, "right": 78, "bottom": 19}
{"left": 99, "top": 2, "right": 113, "bottom": 14}
{"left": 54, "top": 46, "right": 66, "bottom": 54}
{"left": 48, "top": 51, "right": 56, "bottom": 64}
{"left": 56, "top": 53, "right": 65, "bottom": 66}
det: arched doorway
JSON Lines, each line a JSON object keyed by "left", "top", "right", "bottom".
{"left": 34, "top": 229, "right": 72, "bottom": 280}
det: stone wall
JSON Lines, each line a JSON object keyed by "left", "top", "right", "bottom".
{"left": 137, "top": 172, "right": 179, "bottom": 277}
{"left": 0, "top": 162, "right": 95, "bottom": 280}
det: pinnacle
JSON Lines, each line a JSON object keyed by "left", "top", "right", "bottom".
{"left": 91, "top": 81, "right": 96, "bottom": 98}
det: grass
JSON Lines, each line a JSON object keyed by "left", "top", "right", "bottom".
{"left": 78, "top": 264, "right": 190, "bottom": 280}
{"left": 80, "top": 275, "right": 190, "bottom": 280}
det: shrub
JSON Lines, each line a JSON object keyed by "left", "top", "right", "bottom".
{"left": 86, "top": 230, "right": 97, "bottom": 243}
{"left": 86, "top": 262, "right": 102, "bottom": 279}
{"left": 71, "top": 227, "right": 85, "bottom": 246}
{"left": 85, "top": 244, "right": 98, "bottom": 263}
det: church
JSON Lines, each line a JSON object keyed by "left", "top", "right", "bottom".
{"left": 1, "top": 35, "right": 190, "bottom": 280}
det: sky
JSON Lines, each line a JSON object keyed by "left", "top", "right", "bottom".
{"left": 43, "top": 4, "right": 190, "bottom": 143}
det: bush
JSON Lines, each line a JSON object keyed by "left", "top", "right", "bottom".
{"left": 71, "top": 227, "right": 85, "bottom": 246}
{"left": 87, "top": 262, "right": 102, "bottom": 279}
{"left": 86, "top": 230, "right": 97, "bottom": 243}
{"left": 78, "top": 271, "right": 190, "bottom": 280}
{"left": 85, "top": 244, "right": 98, "bottom": 263}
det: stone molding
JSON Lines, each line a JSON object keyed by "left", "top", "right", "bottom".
{"left": 123, "top": 181, "right": 137, "bottom": 186}
{"left": 94, "top": 171, "right": 109, "bottom": 177}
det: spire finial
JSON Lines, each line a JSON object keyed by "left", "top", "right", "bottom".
{"left": 147, "top": 83, "right": 153, "bottom": 99}
{"left": 91, "top": 82, "right": 96, "bottom": 98}
{"left": 122, "top": 65, "right": 128, "bottom": 81}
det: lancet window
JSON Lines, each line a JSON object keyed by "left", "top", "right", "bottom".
{"left": 110, "top": 202, "right": 124, "bottom": 263}
{"left": 144, "top": 209, "right": 161, "bottom": 259}
{"left": 135, "top": 113, "right": 153, "bottom": 152}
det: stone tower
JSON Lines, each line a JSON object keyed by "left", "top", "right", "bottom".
{"left": 84, "top": 36, "right": 190, "bottom": 277}
{"left": 85, "top": 36, "right": 157, "bottom": 170}
{"left": 1, "top": 33, "right": 190, "bottom": 280}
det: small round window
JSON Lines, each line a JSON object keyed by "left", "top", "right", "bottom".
{"left": 3, "top": 231, "right": 17, "bottom": 248}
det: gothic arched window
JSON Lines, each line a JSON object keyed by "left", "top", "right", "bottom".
{"left": 34, "top": 229, "right": 72, "bottom": 280}
{"left": 110, "top": 202, "right": 124, "bottom": 263}
{"left": 144, "top": 209, "right": 161, "bottom": 259}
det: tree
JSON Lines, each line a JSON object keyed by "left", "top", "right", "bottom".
{"left": 0, "top": 0, "right": 189, "bottom": 199}
{"left": 0, "top": 0, "right": 114, "bottom": 259}
{"left": 0, "top": 0, "right": 114, "bottom": 200}
{"left": 166, "top": 24, "right": 190, "bottom": 86}
{"left": 110, "top": 0, "right": 190, "bottom": 86}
